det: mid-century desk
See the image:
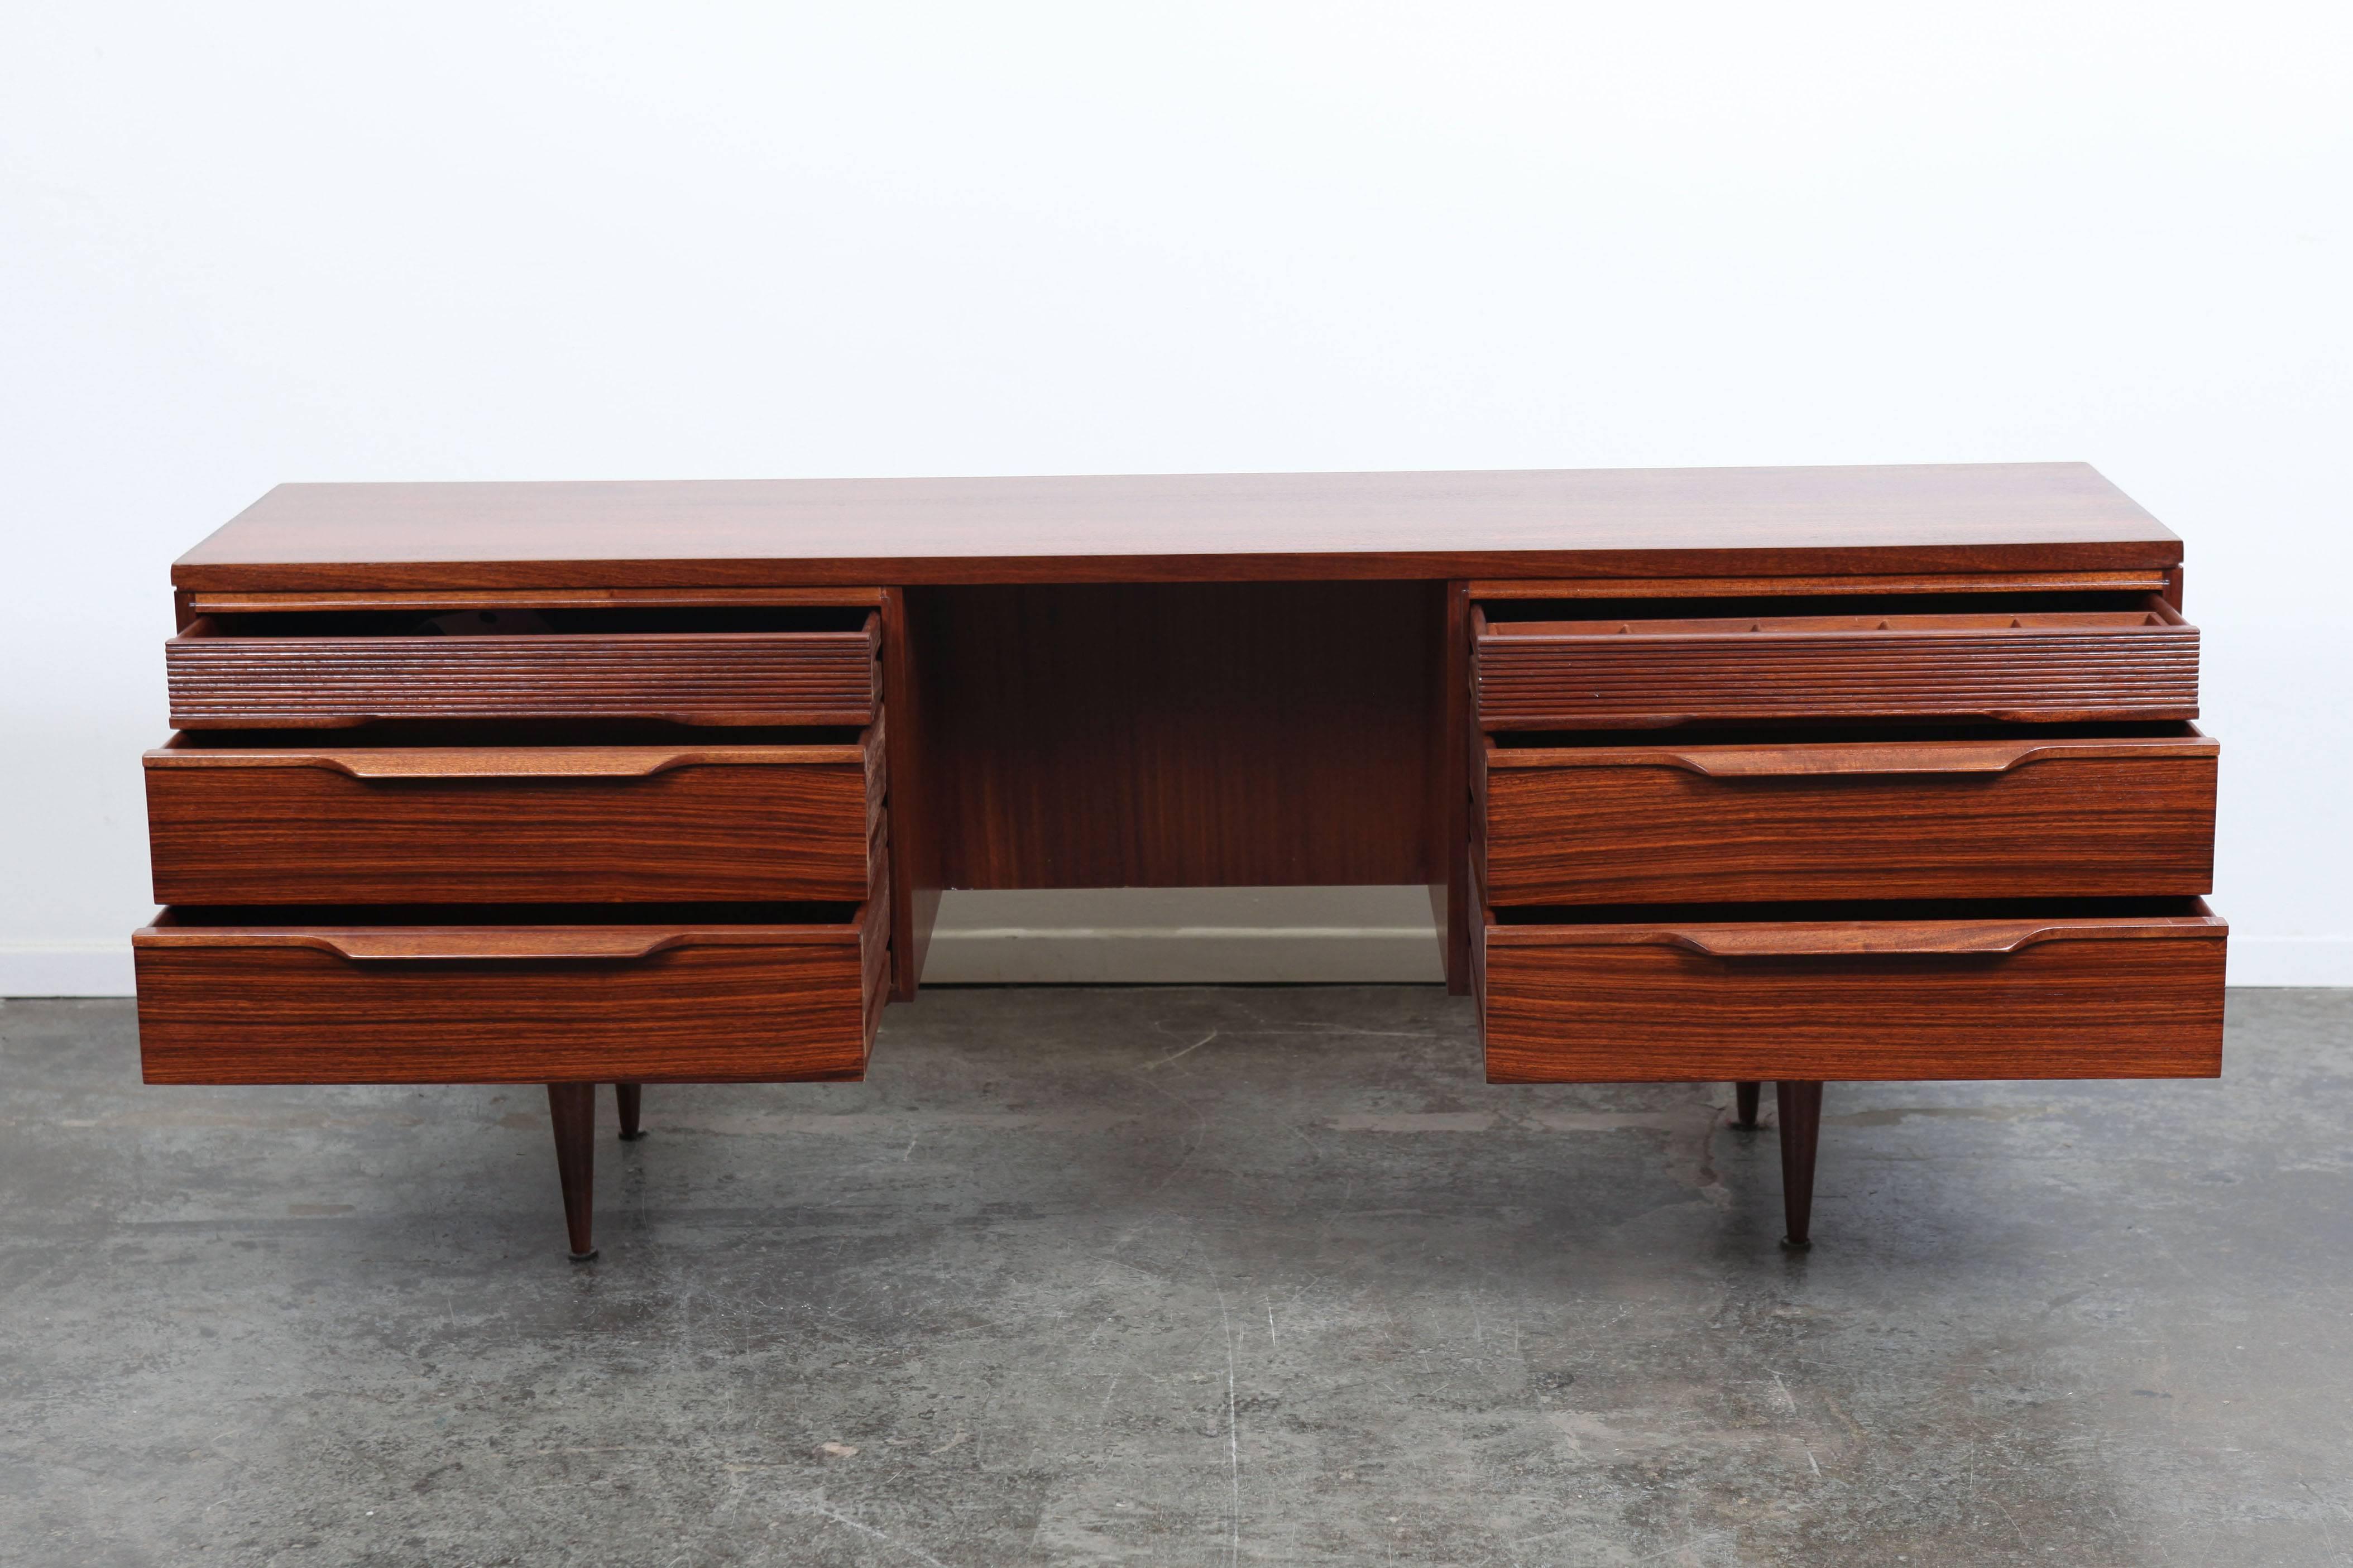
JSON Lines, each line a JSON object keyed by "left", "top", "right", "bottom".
{"left": 132, "top": 464, "right": 2226, "bottom": 1259}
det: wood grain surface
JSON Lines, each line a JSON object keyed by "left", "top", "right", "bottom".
{"left": 186, "top": 587, "right": 885, "bottom": 613}
{"left": 1468, "top": 569, "right": 2172, "bottom": 599}
{"left": 170, "top": 464, "right": 2181, "bottom": 590}
{"left": 913, "top": 582, "right": 1440, "bottom": 888}
{"left": 1434, "top": 581, "right": 1473, "bottom": 993}
{"left": 166, "top": 612, "right": 880, "bottom": 728}
{"left": 1480, "top": 727, "right": 2217, "bottom": 904}
{"left": 879, "top": 587, "right": 941, "bottom": 996}
{"left": 134, "top": 898, "right": 889, "bottom": 1084}
{"left": 145, "top": 728, "right": 885, "bottom": 905}
{"left": 1481, "top": 903, "right": 2227, "bottom": 1082}
{"left": 1475, "top": 598, "right": 2198, "bottom": 729}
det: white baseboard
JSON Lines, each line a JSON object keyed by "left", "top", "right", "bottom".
{"left": 919, "top": 885, "right": 1446, "bottom": 984}
{"left": 922, "top": 926, "right": 1448, "bottom": 984}
{"left": 0, "top": 943, "right": 136, "bottom": 998}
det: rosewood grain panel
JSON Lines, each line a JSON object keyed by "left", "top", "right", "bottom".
{"left": 1433, "top": 581, "right": 1473, "bottom": 993}
{"left": 916, "top": 582, "right": 1439, "bottom": 889}
{"left": 166, "top": 612, "right": 880, "bottom": 728}
{"left": 1475, "top": 598, "right": 2198, "bottom": 729}
{"left": 879, "top": 587, "right": 940, "bottom": 996}
{"left": 134, "top": 898, "right": 889, "bottom": 1085}
{"left": 1469, "top": 570, "right": 2172, "bottom": 598}
{"left": 186, "top": 587, "right": 884, "bottom": 613}
{"left": 170, "top": 464, "right": 2180, "bottom": 591}
{"left": 1480, "top": 904, "right": 2227, "bottom": 1082}
{"left": 144, "top": 728, "right": 885, "bottom": 904}
{"left": 1480, "top": 727, "right": 2218, "bottom": 904}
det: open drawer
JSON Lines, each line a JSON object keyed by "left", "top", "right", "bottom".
{"left": 134, "top": 896, "right": 892, "bottom": 1085}
{"left": 1480, "top": 898, "right": 2226, "bottom": 1083}
{"left": 145, "top": 722, "right": 886, "bottom": 905}
{"left": 165, "top": 606, "right": 880, "bottom": 728}
{"left": 1474, "top": 593, "right": 2198, "bottom": 730}
{"left": 1479, "top": 723, "right": 2217, "bottom": 905}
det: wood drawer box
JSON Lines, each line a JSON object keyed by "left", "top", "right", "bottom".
{"left": 133, "top": 895, "right": 891, "bottom": 1085}
{"left": 165, "top": 607, "right": 879, "bottom": 728}
{"left": 1474, "top": 595, "right": 2198, "bottom": 730}
{"left": 1480, "top": 899, "right": 2227, "bottom": 1083}
{"left": 145, "top": 725, "right": 886, "bottom": 905}
{"left": 1479, "top": 724, "right": 2217, "bottom": 905}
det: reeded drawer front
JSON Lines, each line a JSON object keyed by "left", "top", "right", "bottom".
{"left": 134, "top": 896, "right": 891, "bottom": 1085}
{"left": 1474, "top": 595, "right": 2198, "bottom": 730}
{"left": 1480, "top": 900, "right": 2227, "bottom": 1083}
{"left": 1479, "top": 725, "right": 2217, "bottom": 905}
{"left": 166, "top": 607, "right": 880, "bottom": 728}
{"left": 146, "top": 725, "right": 886, "bottom": 905}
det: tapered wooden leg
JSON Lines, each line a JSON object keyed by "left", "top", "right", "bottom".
{"left": 547, "top": 1083, "right": 597, "bottom": 1261}
{"left": 1775, "top": 1081, "right": 1824, "bottom": 1249}
{"left": 1733, "top": 1081, "right": 1761, "bottom": 1129}
{"left": 615, "top": 1083, "right": 645, "bottom": 1141}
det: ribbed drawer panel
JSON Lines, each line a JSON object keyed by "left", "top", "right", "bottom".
{"left": 167, "top": 617, "right": 879, "bottom": 728}
{"left": 1475, "top": 602, "right": 2197, "bottom": 730}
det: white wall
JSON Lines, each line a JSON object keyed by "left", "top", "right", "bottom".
{"left": 3, "top": 2, "right": 2347, "bottom": 993}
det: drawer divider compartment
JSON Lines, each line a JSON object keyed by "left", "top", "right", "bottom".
{"left": 166, "top": 607, "right": 880, "bottom": 728}
{"left": 1475, "top": 595, "right": 2198, "bottom": 729}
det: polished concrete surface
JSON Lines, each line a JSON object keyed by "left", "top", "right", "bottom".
{"left": 3, "top": 987, "right": 2350, "bottom": 1566}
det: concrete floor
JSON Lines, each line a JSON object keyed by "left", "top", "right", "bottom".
{"left": 3, "top": 989, "right": 2351, "bottom": 1566}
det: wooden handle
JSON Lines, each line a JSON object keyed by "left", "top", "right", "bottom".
{"left": 134, "top": 919, "right": 869, "bottom": 956}
{"left": 1482, "top": 731, "right": 2216, "bottom": 778}
{"left": 329, "top": 750, "right": 697, "bottom": 780}
{"left": 1666, "top": 920, "right": 2070, "bottom": 956}
{"left": 143, "top": 744, "right": 871, "bottom": 778}
{"left": 1632, "top": 916, "right": 2232, "bottom": 957}
{"left": 1669, "top": 742, "right": 2056, "bottom": 778}
{"left": 275, "top": 929, "right": 686, "bottom": 962}
{"left": 202, "top": 923, "right": 687, "bottom": 960}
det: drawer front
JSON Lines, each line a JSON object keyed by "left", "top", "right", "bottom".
{"left": 1480, "top": 732, "right": 2217, "bottom": 904}
{"left": 134, "top": 895, "right": 891, "bottom": 1085}
{"left": 1474, "top": 598, "right": 2198, "bottom": 730}
{"left": 166, "top": 612, "right": 879, "bottom": 728}
{"left": 146, "top": 730, "right": 885, "bottom": 905}
{"left": 1480, "top": 907, "right": 2227, "bottom": 1082}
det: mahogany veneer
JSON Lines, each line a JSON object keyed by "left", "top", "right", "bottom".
{"left": 910, "top": 582, "right": 1441, "bottom": 890}
{"left": 145, "top": 726, "right": 885, "bottom": 905}
{"left": 1480, "top": 901, "right": 2228, "bottom": 1083}
{"left": 1479, "top": 725, "right": 2218, "bottom": 905}
{"left": 134, "top": 898, "right": 890, "bottom": 1085}
{"left": 170, "top": 463, "right": 2181, "bottom": 589}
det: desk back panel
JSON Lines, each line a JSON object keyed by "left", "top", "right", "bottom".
{"left": 912, "top": 581, "right": 1442, "bottom": 890}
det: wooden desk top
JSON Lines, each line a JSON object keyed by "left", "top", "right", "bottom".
{"left": 174, "top": 462, "right": 2177, "bottom": 590}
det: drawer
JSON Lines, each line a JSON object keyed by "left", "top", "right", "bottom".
{"left": 1474, "top": 593, "right": 2198, "bottom": 730}
{"left": 1480, "top": 899, "right": 2226, "bottom": 1082}
{"left": 133, "top": 896, "right": 892, "bottom": 1085}
{"left": 145, "top": 723, "right": 886, "bottom": 905}
{"left": 1479, "top": 723, "right": 2217, "bottom": 904}
{"left": 165, "top": 606, "right": 879, "bottom": 728}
